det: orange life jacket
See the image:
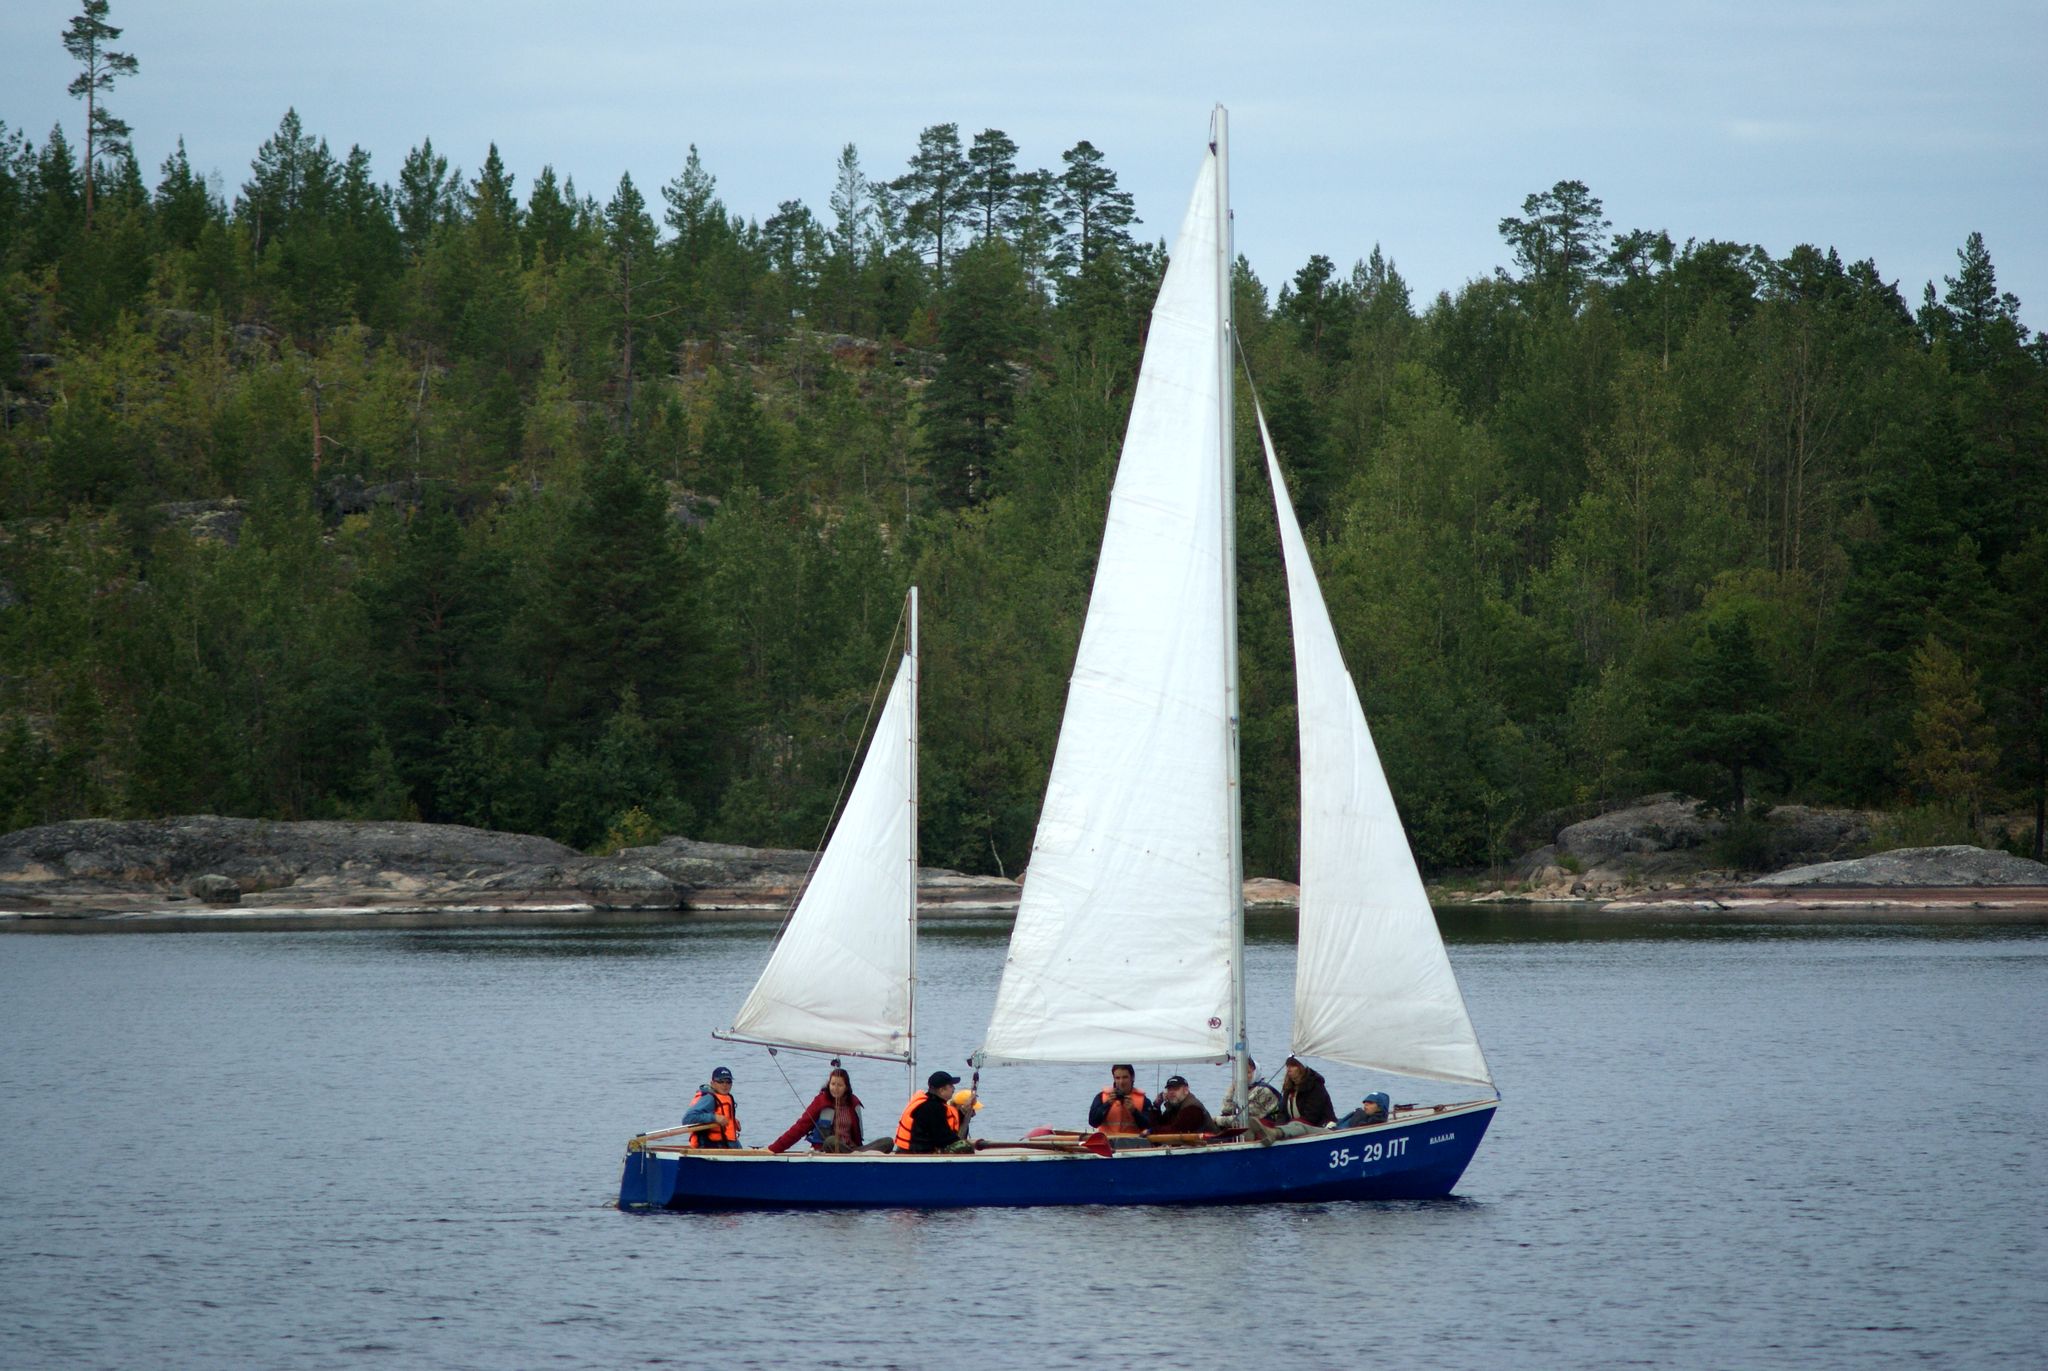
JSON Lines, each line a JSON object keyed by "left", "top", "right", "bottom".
{"left": 1096, "top": 1088, "right": 1150, "bottom": 1135}
{"left": 894, "top": 1092, "right": 962, "bottom": 1151}
{"left": 687, "top": 1089, "right": 739, "bottom": 1147}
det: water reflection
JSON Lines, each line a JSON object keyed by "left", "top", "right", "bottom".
{"left": 356, "top": 905, "right": 2048, "bottom": 965}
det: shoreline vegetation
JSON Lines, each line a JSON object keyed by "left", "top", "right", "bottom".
{"left": 4, "top": 807, "right": 2043, "bottom": 931}
{"left": 4, "top": 4, "right": 2045, "bottom": 887}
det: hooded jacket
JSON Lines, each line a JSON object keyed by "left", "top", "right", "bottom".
{"left": 1284, "top": 1065, "right": 1337, "bottom": 1128}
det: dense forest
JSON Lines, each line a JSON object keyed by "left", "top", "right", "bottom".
{"left": 3, "top": 11, "right": 2044, "bottom": 874}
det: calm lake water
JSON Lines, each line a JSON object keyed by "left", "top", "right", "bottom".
{"left": 2, "top": 911, "right": 2044, "bottom": 1370}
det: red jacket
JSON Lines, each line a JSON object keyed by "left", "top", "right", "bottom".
{"left": 767, "top": 1089, "right": 865, "bottom": 1154}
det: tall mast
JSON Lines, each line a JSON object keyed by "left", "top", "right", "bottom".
{"left": 1212, "top": 105, "right": 1249, "bottom": 1124}
{"left": 906, "top": 585, "right": 920, "bottom": 1104}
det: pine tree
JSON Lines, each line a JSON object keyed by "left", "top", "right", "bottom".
{"left": 152, "top": 138, "right": 217, "bottom": 251}
{"left": 466, "top": 143, "right": 522, "bottom": 264}
{"left": 396, "top": 137, "right": 458, "bottom": 258}
{"left": 660, "top": 144, "right": 726, "bottom": 254}
{"left": 1937, "top": 232, "right": 2026, "bottom": 374}
{"left": 1659, "top": 612, "right": 1788, "bottom": 817}
{"left": 529, "top": 445, "right": 702, "bottom": 753}
{"left": 239, "top": 108, "right": 335, "bottom": 255}
{"left": 604, "top": 172, "right": 661, "bottom": 430}
{"left": 1054, "top": 140, "right": 1136, "bottom": 272}
{"left": 893, "top": 123, "right": 971, "bottom": 286}
{"left": 827, "top": 143, "right": 870, "bottom": 261}
{"left": 524, "top": 164, "right": 576, "bottom": 262}
{"left": 966, "top": 127, "right": 1020, "bottom": 240}
{"left": 924, "top": 239, "right": 1032, "bottom": 506}
{"left": 1498, "top": 179, "right": 1612, "bottom": 309}
{"left": 1901, "top": 635, "right": 1997, "bottom": 827}
{"left": 61, "top": 0, "right": 137, "bottom": 232}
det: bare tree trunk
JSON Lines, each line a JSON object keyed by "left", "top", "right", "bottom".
{"left": 83, "top": 84, "right": 96, "bottom": 232}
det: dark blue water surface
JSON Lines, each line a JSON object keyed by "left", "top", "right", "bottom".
{"left": 2, "top": 911, "right": 2043, "bottom": 1369}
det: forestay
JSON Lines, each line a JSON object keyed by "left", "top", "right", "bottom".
{"left": 725, "top": 656, "right": 916, "bottom": 1061}
{"left": 977, "top": 152, "right": 1236, "bottom": 1066}
{"left": 1255, "top": 406, "right": 1494, "bottom": 1088}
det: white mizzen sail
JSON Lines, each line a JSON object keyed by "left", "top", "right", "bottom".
{"left": 1255, "top": 405, "right": 1493, "bottom": 1088}
{"left": 977, "top": 151, "right": 1237, "bottom": 1066}
{"left": 724, "top": 653, "right": 917, "bottom": 1062}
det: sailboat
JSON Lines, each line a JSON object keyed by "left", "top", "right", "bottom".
{"left": 618, "top": 107, "right": 1497, "bottom": 1210}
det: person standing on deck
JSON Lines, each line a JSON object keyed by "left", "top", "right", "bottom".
{"left": 1087, "top": 1064, "right": 1152, "bottom": 1134}
{"left": 680, "top": 1066, "right": 741, "bottom": 1148}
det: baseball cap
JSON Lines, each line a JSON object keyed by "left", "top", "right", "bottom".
{"left": 928, "top": 1070, "right": 961, "bottom": 1090}
{"left": 710, "top": 1066, "right": 733, "bottom": 1083}
{"left": 1164, "top": 1075, "right": 1189, "bottom": 1089}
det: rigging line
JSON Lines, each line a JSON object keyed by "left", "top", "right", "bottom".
{"left": 759, "top": 594, "right": 911, "bottom": 949}
{"left": 1229, "top": 327, "right": 1278, "bottom": 458}
{"left": 766, "top": 1046, "right": 806, "bottom": 1107}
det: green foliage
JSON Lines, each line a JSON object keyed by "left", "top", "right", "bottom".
{"left": 923, "top": 239, "right": 1033, "bottom": 506}
{"left": 1900, "top": 635, "right": 1997, "bottom": 823}
{"left": 0, "top": 106, "right": 2041, "bottom": 879}
{"left": 1865, "top": 803, "right": 1978, "bottom": 853}
{"left": 1657, "top": 608, "right": 1790, "bottom": 817}
{"left": 1711, "top": 809, "right": 1776, "bottom": 873}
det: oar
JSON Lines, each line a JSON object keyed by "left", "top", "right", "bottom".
{"left": 1140, "top": 1129, "right": 1244, "bottom": 1146}
{"left": 977, "top": 1132, "right": 1114, "bottom": 1158}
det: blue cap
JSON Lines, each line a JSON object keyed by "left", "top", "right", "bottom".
{"left": 711, "top": 1066, "right": 733, "bottom": 1083}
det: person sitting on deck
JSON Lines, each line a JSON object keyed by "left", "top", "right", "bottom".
{"left": 1338, "top": 1092, "right": 1392, "bottom": 1129}
{"left": 1145, "top": 1075, "right": 1217, "bottom": 1137}
{"left": 896, "top": 1071, "right": 970, "bottom": 1153}
{"left": 767, "top": 1066, "right": 864, "bottom": 1153}
{"left": 680, "top": 1066, "right": 741, "bottom": 1148}
{"left": 1253, "top": 1056, "right": 1339, "bottom": 1140}
{"left": 1219, "top": 1058, "right": 1286, "bottom": 1130}
{"left": 1087, "top": 1064, "right": 1152, "bottom": 1134}
{"left": 950, "top": 1087, "right": 984, "bottom": 1139}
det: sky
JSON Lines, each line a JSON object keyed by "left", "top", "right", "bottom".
{"left": 3, "top": 1, "right": 2043, "bottom": 328}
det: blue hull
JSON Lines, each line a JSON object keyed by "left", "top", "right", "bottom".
{"left": 619, "top": 1102, "right": 1494, "bottom": 1211}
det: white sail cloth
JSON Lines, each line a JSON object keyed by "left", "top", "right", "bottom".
{"left": 1256, "top": 407, "right": 1494, "bottom": 1088}
{"left": 977, "top": 152, "right": 1236, "bottom": 1066}
{"left": 726, "top": 656, "right": 916, "bottom": 1061}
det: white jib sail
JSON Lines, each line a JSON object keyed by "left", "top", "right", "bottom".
{"left": 1257, "top": 406, "right": 1494, "bottom": 1088}
{"left": 977, "top": 151, "right": 1236, "bottom": 1067}
{"left": 726, "top": 655, "right": 915, "bottom": 1061}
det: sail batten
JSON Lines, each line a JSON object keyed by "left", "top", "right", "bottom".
{"left": 724, "top": 655, "right": 916, "bottom": 1061}
{"left": 1255, "top": 405, "right": 1494, "bottom": 1089}
{"left": 976, "top": 151, "right": 1237, "bottom": 1068}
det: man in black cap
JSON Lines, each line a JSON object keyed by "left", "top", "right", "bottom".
{"left": 1146, "top": 1074, "right": 1218, "bottom": 1136}
{"left": 895, "top": 1070, "right": 969, "bottom": 1153}
{"left": 679, "top": 1066, "right": 740, "bottom": 1148}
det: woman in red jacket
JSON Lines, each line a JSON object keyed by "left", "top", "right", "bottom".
{"left": 767, "top": 1067, "right": 865, "bottom": 1153}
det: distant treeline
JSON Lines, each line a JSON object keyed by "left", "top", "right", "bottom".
{"left": 0, "top": 93, "right": 2043, "bottom": 871}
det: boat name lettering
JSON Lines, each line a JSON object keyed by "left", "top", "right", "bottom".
{"left": 1428, "top": 1133, "right": 1454, "bottom": 1144}
{"left": 1327, "top": 1138, "right": 1408, "bottom": 1169}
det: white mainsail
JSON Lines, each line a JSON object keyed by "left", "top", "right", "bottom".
{"left": 976, "top": 150, "right": 1237, "bottom": 1066}
{"left": 724, "top": 652, "right": 917, "bottom": 1062}
{"left": 1255, "top": 407, "right": 1494, "bottom": 1088}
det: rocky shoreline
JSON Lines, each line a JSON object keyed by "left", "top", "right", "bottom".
{"left": 4, "top": 805, "right": 2044, "bottom": 930}
{"left": 0, "top": 816, "right": 1021, "bottom": 929}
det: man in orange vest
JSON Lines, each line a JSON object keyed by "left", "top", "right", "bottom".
{"left": 680, "top": 1066, "right": 741, "bottom": 1148}
{"left": 1087, "top": 1063, "right": 1152, "bottom": 1134}
{"left": 895, "top": 1071, "right": 968, "bottom": 1153}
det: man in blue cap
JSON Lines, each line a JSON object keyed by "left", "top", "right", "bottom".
{"left": 680, "top": 1066, "right": 741, "bottom": 1148}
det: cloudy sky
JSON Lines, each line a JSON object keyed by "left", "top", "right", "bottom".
{"left": 4, "top": 1, "right": 2043, "bottom": 326}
